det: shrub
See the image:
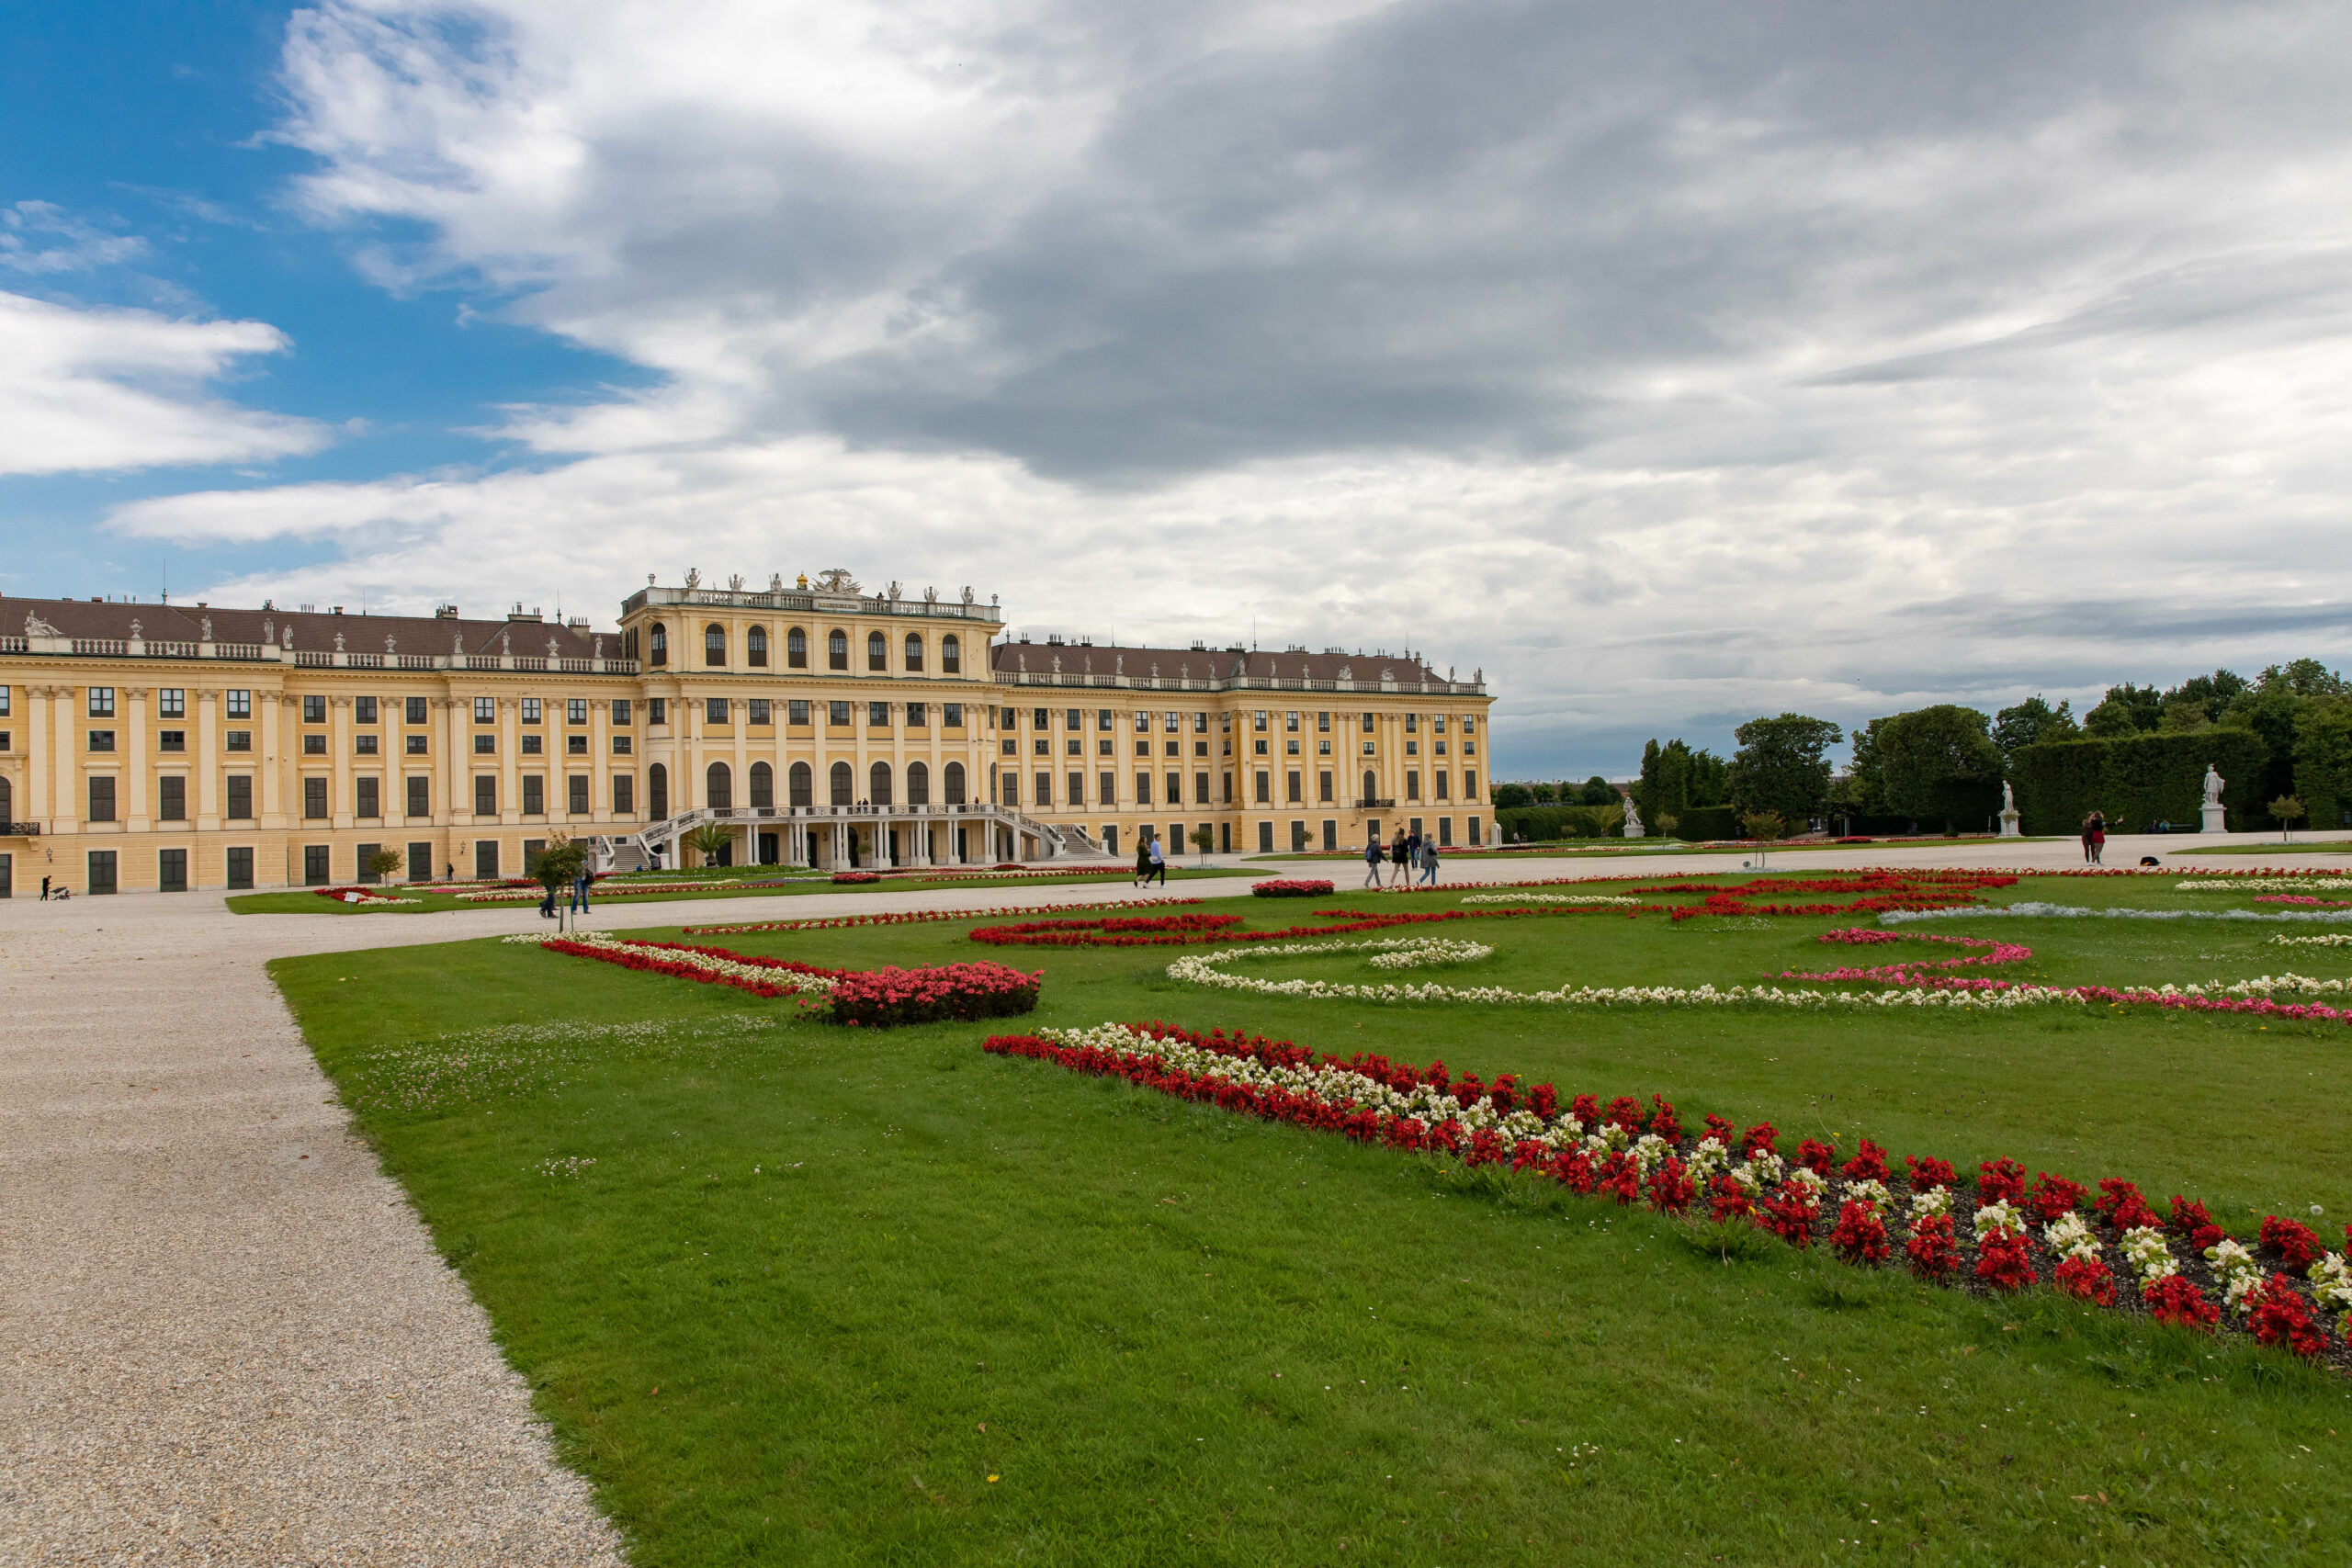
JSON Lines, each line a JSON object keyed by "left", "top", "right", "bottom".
{"left": 2010, "top": 727, "right": 2268, "bottom": 834}
{"left": 1251, "top": 879, "right": 1334, "bottom": 897}
{"left": 820, "top": 961, "right": 1041, "bottom": 1027}
{"left": 1672, "top": 805, "right": 1741, "bottom": 840}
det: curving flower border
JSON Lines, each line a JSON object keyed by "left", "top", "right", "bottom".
{"left": 983, "top": 1021, "right": 2351, "bottom": 1368}
{"left": 508, "top": 931, "right": 1040, "bottom": 1025}
{"left": 686, "top": 897, "right": 1203, "bottom": 936}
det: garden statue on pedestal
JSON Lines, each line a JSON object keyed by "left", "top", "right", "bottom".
{"left": 2200, "top": 763, "right": 2227, "bottom": 834}
{"left": 1622, "top": 796, "right": 1644, "bottom": 838}
{"left": 1998, "top": 779, "right": 2020, "bottom": 838}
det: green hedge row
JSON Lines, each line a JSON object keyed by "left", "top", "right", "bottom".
{"left": 2009, "top": 728, "right": 2269, "bottom": 834}
{"left": 1669, "top": 805, "right": 1743, "bottom": 840}
{"left": 1497, "top": 803, "right": 1627, "bottom": 841}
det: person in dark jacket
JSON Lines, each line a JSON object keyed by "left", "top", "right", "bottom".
{"left": 1363, "top": 838, "right": 1385, "bottom": 887}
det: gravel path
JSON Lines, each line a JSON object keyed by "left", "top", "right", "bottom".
{"left": 0, "top": 830, "right": 2335, "bottom": 1562}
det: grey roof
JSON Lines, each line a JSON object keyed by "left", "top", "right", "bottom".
{"left": 4, "top": 595, "right": 615, "bottom": 659}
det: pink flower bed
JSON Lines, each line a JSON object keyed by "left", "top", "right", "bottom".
{"left": 825, "top": 962, "right": 1042, "bottom": 1027}
{"left": 1251, "top": 879, "right": 1335, "bottom": 897}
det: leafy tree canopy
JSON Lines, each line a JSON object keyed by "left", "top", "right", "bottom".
{"left": 1876, "top": 705, "right": 2003, "bottom": 828}
{"left": 1992, "top": 695, "right": 2076, "bottom": 757}
{"left": 1727, "top": 713, "right": 1841, "bottom": 821}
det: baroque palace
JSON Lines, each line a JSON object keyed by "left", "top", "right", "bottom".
{"left": 0, "top": 571, "right": 1492, "bottom": 894}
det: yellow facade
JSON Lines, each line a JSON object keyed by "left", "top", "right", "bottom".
{"left": 0, "top": 576, "right": 1491, "bottom": 893}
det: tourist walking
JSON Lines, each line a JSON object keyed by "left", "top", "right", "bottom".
{"left": 40, "top": 875, "right": 50, "bottom": 901}
{"left": 1134, "top": 834, "right": 1154, "bottom": 886}
{"left": 1388, "top": 829, "right": 1410, "bottom": 886}
{"left": 572, "top": 867, "right": 593, "bottom": 914}
{"left": 1146, "top": 835, "right": 1168, "bottom": 886}
{"left": 1363, "top": 837, "right": 1385, "bottom": 887}
{"left": 1419, "top": 839, "right": 1440, "bottom": 885}
{"left": 2090, "top": 811, "right": 2108, "bottom": 865}
{"left": 2079, "top": 816, "right": 2096, "bottom": 864}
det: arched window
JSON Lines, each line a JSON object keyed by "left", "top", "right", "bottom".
{"left": 707, "top": 761, "right": 732, "bottom": 810}
{"left": 786, "top": 626, "right": 808, "bottom": 669}
{"left": 1363, "top": 770, "right": 1377, "bottom": 804}
{"left": 749, "top": 761, "right": 773, "bottom": 808}
{"left": 869, "top": 761, "right": 893, "bottom": 805}
{"left": 906, "top": 761, "right": 930, "bottom": 805}
{"left": 649, "top": 762, "right": 669, "bottom": 818}
{"left": 903, "top": 633, "right": 923, "bottom": 671}
{"left": 648, "top": 624, "right": 668, "bottom": 667}
{"left": 867, "top": 631, "right": 887, "bottom": 671}
{"left": 705, "top": 624, "right": 727, "bottom": 667}
{"left": 942, "top": 634, "right": 960, "bottom": 673}
{"left": 747, "top": 626, "right": 768, "bottom": 667}
{"left": 788, "top": 761, "right": 813, "bottom": 807}
{"left": 829, "top": 761, "right": 854, "bottom": 806}
{"left": 943, "top": 761, "right": 967, "bottom": 805}
{"left": 828, "top": 629, "right": 848, "bottom": 671}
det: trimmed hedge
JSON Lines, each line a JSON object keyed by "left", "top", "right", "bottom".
{"left": 1497, "top": 803, "right": 1627, "bottom": 841}
{"left": 2009, "top": 728, "right": 2269, "bottom": 835}
{"left": 1672, "top": 805, "right": 1742, "bottom": 840}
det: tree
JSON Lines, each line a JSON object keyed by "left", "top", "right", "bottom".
{"left": 1875, "top": 705, "right": 2004, "bottom": 830}
{"left": 1840, "top": 718, "right": 1889, "bottom": 818}
{"left": 683, "top": 822, "right": 735, "bottom": 868}
{"left": 364, "top": 847, "right": 402, "bottom": 885}
{"left": 1189, "top": 824, "right": 1216, "bottom": 856}
{"left": 1491, "top": 782, "right": 1534, "bottom": 809}
{"left": 1992, "top": 695, "right": 2076, "bottom": 759}
{"left": 1728, "top": 714, "right": 1841, "bottom": 823}
{"left": 1577, "top": 775, "right": 1618, "bottom": 807}
{"left": 1740, "top": 809, "right": 1786, "bottom": 863}
{"left": 535, "top": 835, "right": 588, "bottom": 895}
{"left": 2270, "top": 795, "right": 2307, "bottom": 843}
{"left": 1527, "top": 782, "right": 1557, "bottom": 804}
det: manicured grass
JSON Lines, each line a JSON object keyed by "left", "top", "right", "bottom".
{"left": 229, "top": 865, "right": 1230, "bottom": 915}
{"left": 2171, "top": 840, "right": 2352, "bottom": 857}
{"left": 277, "top": 871, "right": 2352, "bottom": 1564}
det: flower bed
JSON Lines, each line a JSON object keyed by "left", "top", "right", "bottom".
{"left": 313, "top": 886, "right": 422, "bottom": 907}
{"left": 1252, "top": 879, "right": 1335, "bottom": 897}
{"left": 1458, "top": 893, "right": 1645, "bottom": 906}
{"left": 685, "top": 897, "right": 1202, "bottom": 936}
{"left": 456, "top": 876, "right": 804, "bottom": 902}
{"left": 983, "top": 1021, "right": 2349, "bottom": 1368}
{"left": 511, "top": 931, "right": 1038, "bottom": 1025}
{"left": 504, "top": 931, "right": 842, "bottom": 998}
{"left": 831, "top": 872, "right": 881, "bottom": 885}
{"left": 968, "top": 903, "right": 1666, "bottom": 950}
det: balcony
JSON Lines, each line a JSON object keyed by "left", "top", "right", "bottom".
{"left": 0, "top": 821, "right": 42, "bottom": 838}
{"left": 1353, "top": 796, "right": 1396, "bottom": 810}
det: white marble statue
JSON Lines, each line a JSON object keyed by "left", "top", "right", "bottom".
{"left": 1622, "top": 796, "right": 1645, "bottom": 838}
{"left": 2002, "top": 780, "right": 2015, "bottom": 813}
{"left": 2202, "top": 763, "right": 2224, "bottom": 805}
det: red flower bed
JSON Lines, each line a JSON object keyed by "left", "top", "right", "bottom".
{"left": 687, "top": 897, "right": 1203, "bottom": 936}
{"left": 1253, "top": 879, "right": 1336, "bottom": 897}
{"left": 823, "top": 961, "right": 1041, "bottom": 1027}
{"left": 831, "top": 871, "right": 881, "bottom": 885}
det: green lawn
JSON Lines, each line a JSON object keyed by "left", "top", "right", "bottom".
{"left": 277, "top": 871, "right": 2352, "bottom": 1564}
{"left": 230, "top": 863, "right": 1230, "bottom": 915}
{"left": 2171, "top": 840, "right": 2352, "bottom": 857}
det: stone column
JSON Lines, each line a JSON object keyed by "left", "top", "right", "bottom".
{"left": 26, "top": 686, "right": 52, "bottom": 825}
{"left": 499, "top": 696, "right": 520, "bottom": 826}
{"left": 258, "top": 694, "right": 286, "bottom": 828}
{"left": 51, "top": 686, "right": 77, "bottom": 834}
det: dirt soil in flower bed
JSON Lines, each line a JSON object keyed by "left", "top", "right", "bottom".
{"left": 272, "top": 869, "right": 2352, "bottom": 1564}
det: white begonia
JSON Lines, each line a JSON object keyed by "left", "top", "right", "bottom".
{"left": 2120, "top": 1225, "right": 2177, "bottom": 1283}
{"left": 1972, "top": 1200, "right": 2026, "bottom": 1239}
{"left": 1785, "top": 1166, "right": 1827, "bottom": 1199}
{"left": 1908, "top": 1187, "right": 1952, "bottom": 1221}
{"left": 1688, "top": 1137, "right": 1730, "bottom": 1180}
{"left": 1747, "top": 1149, "right": 1787, "bottom": 1185}
{"left": 1634, "top": 1133, "right": 1671, "bottom": 1175}
{"left": 2043, "top": 1212, "right": 2101, "bottom": 1262}
{"left": 1844, "top": 1179, "right": 1891, "bottom": 1213}
{"left": 2311, "top": 1255, "right": 2352, "bottom": 1314}
{"left": 2204, "top": 1237, "right": 2258, "bottom": 1282}
{"left": 2223, "top": 1271, "right": 2267, "bottom": 1316}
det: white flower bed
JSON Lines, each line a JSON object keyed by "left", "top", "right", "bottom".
{"left": 2177, "top": 878, "right": 2346, "bottom": 892}
{"left": 1365, "top": 940, "right": 1493, "bottom": 970}
{"left": 2270, "top": 933, "right": 2352, "bottom": 948}
{"left": 1456, "top": 893, "right": 1645, "bottom": 906}
{"left": 503, "top": 931, "right": 838, "bottom": 995}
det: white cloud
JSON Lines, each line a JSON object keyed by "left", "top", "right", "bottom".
{"left": 117, "top": 0, "right": 2352, "bottom": 772}
{"left": 0, "top": 201, "right": 152, "bottom": 274}
{"left": 0, "top": 291, "right": 330, "bottom": 477}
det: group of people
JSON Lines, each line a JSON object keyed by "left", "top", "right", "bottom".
{"left": 1364, "top": 829, "right": 1440, "bottom": 887}
{"left": 537, "top": 868, "right": 596, "bottom": 919}
{"left": 2079, "top": 812, "right": 2109, "bottom": 863}
{"left": 1132, "top": 834, "right": 1170, "bottom": 886}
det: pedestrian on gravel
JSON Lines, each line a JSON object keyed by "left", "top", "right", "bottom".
{"left": 2079, "top": 816, "right": 2096, "bottom": 864}
{"left": 1388, "top": 829, "right": 1410, "bottom": 886}
{"left": 1363, "top": 837, "right": 1385, "bottom": 887}
{"left": 2090, "top": 812, "right": 2108, "bottom": 865}
{"left": 1146, "top": 835, "right": 1168, "bottom": 886}
{"left": 40, "top": 875, "right": 50, "bottom": 901}
{"left": 1134, "top": 834, "right": 1153, "bottom": 886}
{"left": 572, "top": 867, "right": 592, "bottom": 914}
{"left": 1419, "top": 840, "right": 1441, "bottom": 886}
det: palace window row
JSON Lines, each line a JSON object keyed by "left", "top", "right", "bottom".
{"left": 645, "top": 622, "right": 963, "bottom": 675}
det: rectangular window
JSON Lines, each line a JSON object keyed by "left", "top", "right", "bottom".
{"left": 1468, "top": 815, "right": 1482, "bottom": 845}
{"left": 475, "top": 775, "right": 496, "bottom": 817}
{"left": 472, "top": 734, "right": 494, "bottom": 754}
{"left": 0, "top": 730, "right": 8, "bottom": 751}
{"left": 1464, "top": 771, "right": 1478, "bottom": 799}
{"left": 300, "top": 777, "right": 327, "bottom": 818}
{"left": 522, "top": 775, "right": 545, "bottom": 815}
{"left": 475, "top": 841, "right": 500, "bottom": 879}
{"left": 1436, "top": 771, "right": 1450, "bottom": 800}
{"left": 1363, "top": 713, "right": 1375, "bottom": 732}
{"left": 89, "top": 730, "right": 117, "bottom": 752}
{"left": 0, "top": 687, "right": 9, "bottom": 718}
{"left": 89, "top": 687, "right": 115, "bottom": 717}
{"left": 611, "top": 698, "right": 632, "bottom": 726}
{"left": 1034, "top": 707, "right": 1050, "bottom": 728}
{"left": 1097, "top": 709, "right": 1114, "bottom": 731}
{"left": 748, "top": 698, "right": 771, "bottom": 726}
{"left": 1254, "top": 771, "right": 1271, "bottom": 805}
{"left": 1066, "top": 708, "right": 1083, "bottom": 729}
{"left": 522, "top": 738, "right": 545, "bottom": 757}
{"left": 355, "top": 734, "right": 378, "bottom": 755}
{"left": 611, "top": 735, "right": 631, "bottom": 754}
{"left": 1194, "top": 770, "right": 1209, "bottom": 804}
{"left": 156, "top": 728, "right": 185, "bottom": 752}
{"left": 829, "top": 701, "right": 851, "bottom": 727}
{"left": 1463, "top": 717, "right": 1476, "bottom": 734}
{"left": 88, "top": 851, "right": 119, "bottom": 895}
{"left": 1406, "top": 771, "right": 1420, "bottom": 802}
{"left": 568, "top": 698, "right": 587, "bottom": 725}
{"left": 907, "top": 702, "right": 927, "bottom": 728}
{"left": 786, "top": 699, "right": 809, "bottom": 726}
{"left": 158, "top": 688, "right": 187, "bottom": 718}
{"left": 226, "top": 730, "right": 252, "bottom": 752}
{"left": 302, "top": 694, "right": 325, "bottom": 724}
{"left": 357, "top": 777, "right": 379, "bottom": 818}
{"left": 1318, "top": 770, "right": 1333, "bottom": 803}
{"left": 407, "top": 842, "right": 432, "bottom": 882}
{"left": 226, "top": 846, "right": 254, "bottom": 889}
{"left": 86, "top": 774, "right": 117, "bottom": 821}
{"left": 1134, "top": 710, "right": 1149, "bottom": 733}
{"left": 1258, "top": 821, "right": 1273, "bottom": 853}
{"left": 1286, "top": 771, "right": 1302, "bottom": 804}
{"left": 1439, "top": 817, "right": 1453, "bottom": 846}
{"left": 1166, "top": 772, "right": 1182, "bottom": 807}
{"left": 1069, "top": 771, "right": 1085, "bottom": 806}
{"left": 1001, "top": 774, "right": 1019, "bottom": 807}
{"left": 1317, "top": 712, "right": 1330, "bottom": 732}
{"left": 473, "top": 697, "right": 495, "bottom": 723}
{"left": 524, "top": 840, "right": 547, "bottom": 874}
{"left": 1035, "top": 771, "right": 1052, "bottom": 807}
{"left": 1099, "top": 770, "right": 1116, "bottom": 805}
{"left": 706, "top": 696, "right": 729, "bottom": 726}
{"left": 868, "top": 702, "right": 888, "bottom": 728}
{"left": 566, "top": 734, "right": 587, "bottom": 754}
{"left": 522, "top": 697, "right": 541, "bottom": 724}
{"left": 569, "top": 775, "right": 590, "bottom": 814}
{"left": 648, "top": 697, "right": 666, "bottom": 725}
{"left": 227, "top": 775, "right": 253, "bottom": 820}
{"left": 354, "top": 695, "right": 377, "bottom": 725}
{"left": 407, "top": 776, "right": 429, "bottom": 818}
{"left": 1222, "top": 772, "right": 1233, "bottom": 804}
{"left": 157, "top": 775, "right": 187, "bottom": 820}
{"left": 944, "top": 703, "right": 964, "bottom": 727}
{"left": 302, "top": 734, "right": 326, "bottom": 756}
{"left": 406, "top": 695, "right": 428, "bottom": 724}
{"left": 228, "top": 690, "right": 251, "bottom": 719}
{"left": 1135, "top": 772, "right": 1152, "bottom": 806}
{"left": 613, "top": 774, "right": 635, "bottom": 816}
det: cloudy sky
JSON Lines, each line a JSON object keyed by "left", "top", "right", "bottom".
{"left": 6, "top": 1, "right": 2351, "bottom": 777}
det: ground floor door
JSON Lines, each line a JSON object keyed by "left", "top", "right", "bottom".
{"left": 0, "top": 853, "right": 10, "bottom": 897}
{"left": 758, "top": 831, "right": 778, "bottom": 865}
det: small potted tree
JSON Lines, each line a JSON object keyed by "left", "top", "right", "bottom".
{"left": 365, "top": 847, "right": 402, "bottom": 886}
{"left": 683, "top": 822, "right": 735, "bottom": 871}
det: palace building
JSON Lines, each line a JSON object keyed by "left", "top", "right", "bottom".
{"left": 0, "top": 572, "right": 1491, "bottom": 894}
